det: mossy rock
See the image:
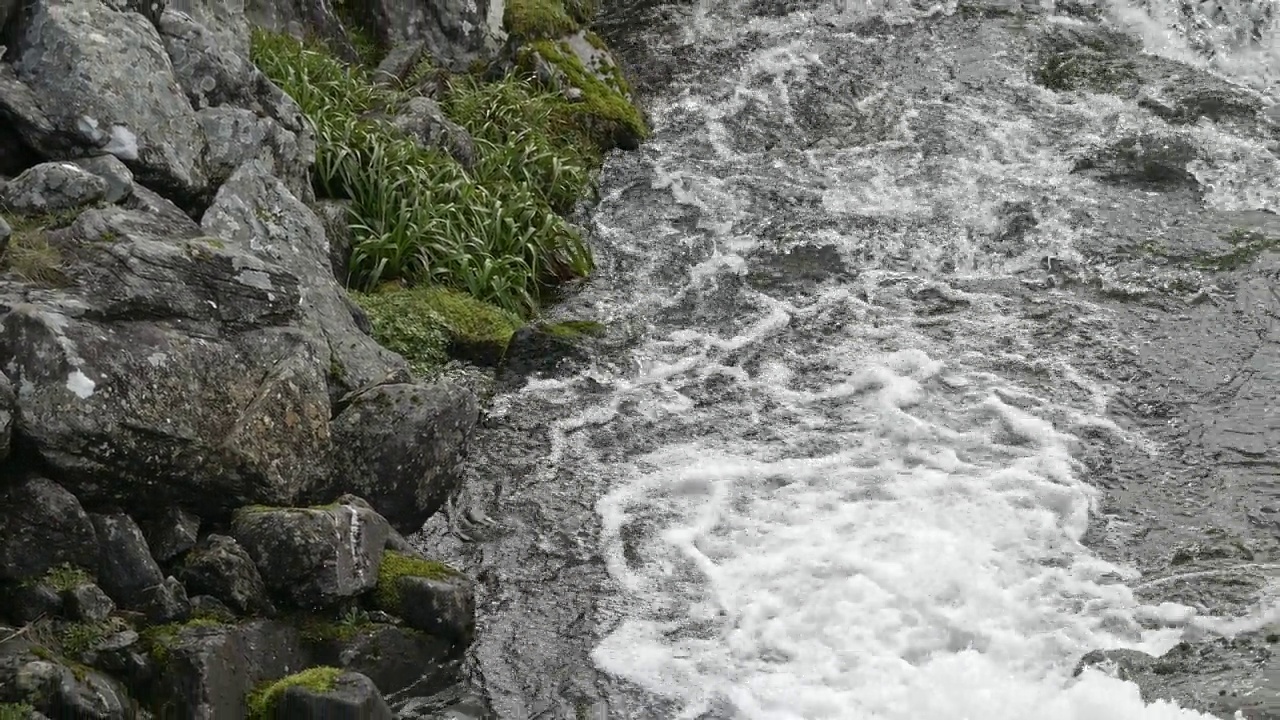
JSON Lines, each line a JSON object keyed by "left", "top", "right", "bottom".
{"left": 372, "top": 551, "right": 461, "bottom": 614}
{"left": 522, "top": 32, "right": 648, "bottom": 150}
{"left": 27, "top": 563, "right": 94, "bottom": 592}
{"left": 0, "top": 209, "right": 84, "bottom": 287}
{"left": 246, "top": 666, "right": 343, "bottom": 720}
{"left": 504, "top": 0, "right": 581, "bottom": 39}
{"left": 139, "top": 617, "right": 229, "bottom": 665}
{"left": 353, "top": 285, "right": 520, "bottom": 370}
{"left": 1032, "top": 26, "right": 1143, "bottom": 96}
{"left": 1194, "top": 228, "right": 1280, "bottom": 271}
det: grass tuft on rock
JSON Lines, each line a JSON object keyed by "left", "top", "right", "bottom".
{"left": 27, "top": 563, "right": 93, "bottom": 592}
{"left": 0, "top": 210, "right": 83, "bottom": 287}
{"left": 250, "top": 30, "right": 598, "bottom": 316}
{"left": 246, "top": 666, "right": 343, "bottom": 720}
{"left": 373, "top": 551, "right": 459, "bottom": 612}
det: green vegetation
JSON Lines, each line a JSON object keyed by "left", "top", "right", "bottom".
{"left": 504, "top": 0, "right": 580, "bottom": 38}
{"left": 250, "top": 30, "right": 604, "bottom": 316}
{"left": 0, "top": 210, "right": 84, "bottom": 287}
{"left": 298, "top": 607, "right": 374, "bottom": 644}
{"left": 1195, "top": 228, "right": 1280, "bottom": 271}
{"left": 247, "top": 666, "right": 343, "bottom": 719}
{"left": 59, "top": 616, "right": 130, "bottom": 657}
{"left": 140, "top": 617, "right": 227, "bottom": 664}
{"left": 27, "top": 563, "right": 93, "bottom": 592}
{"left": 0, "top": 703, "right": 34, "bottom": 719}
{"left": 525, "top": 38, "right": 647, "bottom": 144}
{"left": 373, "top": 551, "right": 459, "bottom": 611}
{"left": 1035, "top": 49, "right": 1139, "bottom": 94}
{"left": 540, "top": 319, "right": 606, "bottom": 338}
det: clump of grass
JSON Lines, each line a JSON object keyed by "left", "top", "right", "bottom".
{"left": 246, "top": 666, "right": 343, "bottom": 719}
{"left": 373, "top": 551, "right": 460, "bottom": 612}
{"left": 250, "top": 31, "right": 596, "bottom": 316}
{"left": 26, "top": 563, "right": 93, "bottom": 592}
{"left": 0, "top": 210, "right": 82, "bottom": 287}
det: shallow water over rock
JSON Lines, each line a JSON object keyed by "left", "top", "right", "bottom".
{"left": 414, "top": 0, "right": 1280, "bottom": 717}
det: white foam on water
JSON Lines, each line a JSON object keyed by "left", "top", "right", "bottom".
{"left": 570, "top": 0, "right": 1277, "bottom": 717}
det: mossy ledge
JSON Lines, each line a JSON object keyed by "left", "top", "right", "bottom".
{"left": 246, "top": 666, "right": 343, "bottom": 720}
{"left": 374, "top": 550, "right": 462, "bottom": 612}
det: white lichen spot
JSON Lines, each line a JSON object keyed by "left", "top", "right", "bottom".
{"left": 104, "top": 125, "right": 140, "bottom": 161}
{"left": 235, "top": 269, "right": 274, "bottom": 290}
{"left": 76, "top": 116, "right": 106, "bottom": 144}
{"left": 146, "top": 352, "right": 168, "bottom": 368}
{"left": 66, "top": 369, "right": 95, "bottom": 399}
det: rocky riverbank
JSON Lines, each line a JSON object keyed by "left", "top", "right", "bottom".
{"left": 0, "top": 0, "right": 643, "bottom": 714}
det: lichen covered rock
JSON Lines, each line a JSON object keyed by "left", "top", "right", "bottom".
{"left": 230, "top": 499, "right": 390, "bottom": 609}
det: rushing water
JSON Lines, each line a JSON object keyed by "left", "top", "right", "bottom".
{"left": 417, "top": 0, "right": 1280, "bottom": 717}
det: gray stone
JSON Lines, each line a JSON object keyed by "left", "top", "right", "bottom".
{"left": 63, "top": 582, "right": 116, "bottom": 623}
{"left": 147, "top": 619, "right": 308, "bottom": 718}
{"left": 0, "top": 161, "right": 108, "bottom": 214}
{"left": 13, "top": 0, "right": 208, "bottom": 205}
{"left": 275, "top": 671, "right": 393, "bottom": 720}
{"left": 70, "top": 155, "right": 135, "bottom": 204}
{"left": 202, "top": 161, "right": 410, "bottom": 398}
{"left": 0, "top": 477, "right": 98, "bottom": 583}
{"left": 196, "top": 105, "right": 311, "bottom": 201}
{"left": 360, "top": 0, "right": 505, "bottom": 71}
{"left": 0, "top": 637, "right": 132, "bottom": 718}
{"left": 143, "top": 575, "right": 192, "bottom": 623}
{"left": 1072, "top": 133, "right": 1204, "bottom": 191}
{"left": 177, "top": 534, "right": 275, "bottom": 616}
{"left": 230, "top": 499, "right": 390, "bottom": 609}
{"left": 0, "top": 368, "right": 12, "bottom": 463}
{"left": 391, "top": 572, "right": 474, "bottom": 645}
{"left": 144, "top": 506, "right": 202, "bottom": 564}
{"left": 388, "top": 96, "right": 475, "bottom": 168}
{"left": 90, "top": 512, "right": 164, "bottom": 609}
{"left": 373, "top": 41, "right": 428, "bottom": 86}
{"left": 311, "top": 199, "right": 355, "bottom": 284}
{"left": 329, "top": 382, "right": 479, "bottom": 534}
{"left": 3, "top": 581, "right": 62, "bottom": 624}
{"left": 308, "top": 623, "right": 457, "bottom": 698}
{"left": 168, "top": 0, "right": 250, "bottom": 59}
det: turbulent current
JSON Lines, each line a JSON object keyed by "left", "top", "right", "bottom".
{"left": 414, "top": 0, "right": 1280, "bottom": 718}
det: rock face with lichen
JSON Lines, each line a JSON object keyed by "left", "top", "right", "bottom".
{"left": 0, "top": 0, "right": 645, "bottom": 714}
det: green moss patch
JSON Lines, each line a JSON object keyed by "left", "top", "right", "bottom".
{"left": 525, "top": 37, "right": 648, "bottom": 146}
{"left": 247, "top": 666, "right": 343, "bottom": 719}
{"left": 1035, "top": 49, "right": 1140, "bottom": 94}
{"left": 350, "top": 289, "right": 449, "bottom": 376}
{"left": 140, "top": 618, "right": 228, "bottom": 664}
{"left": 504, "top": 0, "right": 579, "bottom": 38}
{"left": 539, "top": 319, "right": 605, "bottom": 338}
{"left": 353, "top": 285, "right": 521, "bottom": 371}
{"left": 373, "top": 551, "right": 460, "bottom": 612}
{"left": 1195, "top": 228, "right": 1280, "bottom": 271}
{"left": 58, "top": 616, "right": 130, "bottom": 658}
{"left": 251, "top": 30, "right": 597, "bottom": 316}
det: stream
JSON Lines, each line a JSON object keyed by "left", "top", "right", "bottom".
{"left": 414, "top": 0, "right": 1280, "bottom": 717}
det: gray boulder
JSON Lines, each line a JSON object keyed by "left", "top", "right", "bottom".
{"left": 393, "top": 572, "right": 475, "bottom": 645}
{"left": 202, "top": 160, "right": 410, "bottom": 398}
{"left": 230, "top": 500, "right": 390, "bottom": 609}
{"left": 177, "top": 534, "right": 275, "bottom": 616}
{"left": 63, "top": 582, "right": 116, "bottom": 623}
{"left": 71, "top": 155, "right": 136, "bottom": 204}
{"left": 0, "top": 206, "right": 333, "bottom": 510}
{"left": 329, "top": 382, "right": 478, "bottom": 533}
{"left": 388, "top": 96, "right": 476, "bottom": 168}
{"left": 0, "top": 636, "right": 133, "bottom": 719}
{"left": 197, "top": 105, "right": 312, "bottom": 201}
{"left": 0, "top": 369, "right": 12, "bottom": 462}
{"left": 0, "top": 161, "right": 108, "bottom": 214}
{"left": 12, "top": 0, "right": 208, "bottom": 205}
{"left": 307, "top": 623, "right": 457, "bottom": 698}
{"left": 89, "top": 512, "right": 165, "bottom": 610}
{"left": 360, "top": 0, "right": 505, "bottom": 70}
{"left": 143, "top": 506, "right": 202, "bottom": 565}
{"left": 0, "top": 476, "right": 98, "bottom": 582}
{"left": 168, "top": 0, "right": 251, "bottom": 59}
{"left": 274, "top": 671, "right": 394, "bottom": 720}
